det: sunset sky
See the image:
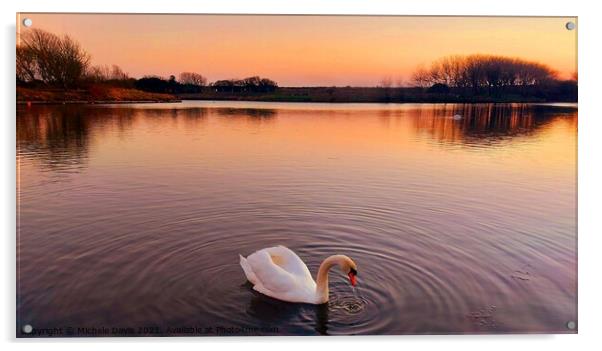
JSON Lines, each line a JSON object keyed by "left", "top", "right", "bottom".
{"left": 17, "top": 14, "right": 577, "bottom": 86}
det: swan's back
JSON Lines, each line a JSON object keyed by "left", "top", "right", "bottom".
{"left": 239, "top": 245, "right": 317, "bottom": 302}
{"left": 260, "top": 246, "right": 312, "bottom": 278}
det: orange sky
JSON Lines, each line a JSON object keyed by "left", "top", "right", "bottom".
{"left": 17, "top": 14, "right": 577, "bottom": 86}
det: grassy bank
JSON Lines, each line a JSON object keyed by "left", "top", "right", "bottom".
{"left": 17, "top": 86, "right": 180, "bottom": 104}
{"left": 178, "top": 86, "right": 576, "bottom": 103}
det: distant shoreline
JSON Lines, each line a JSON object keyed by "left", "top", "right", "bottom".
{"left": 178, "top": 97, "right": 574, "bottom": 104}
{"left": 17, "top": 86, "right": 577, "bottom": 106}
{"left": 177, "top": 86, "right": 577, "bottom": 104}
{"left": 17, "top": 99, "right": 578, "bottom": 107}
{"left": 16, "top": 98, "right": 575, "bottom": 106}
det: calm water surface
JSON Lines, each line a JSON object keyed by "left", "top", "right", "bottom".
{"left": 17, "top": 101, "right": 577, "bottom": 335}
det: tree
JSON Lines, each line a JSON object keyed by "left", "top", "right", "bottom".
{"left": 210, "top": 76, "right": 277, "bottom": 93}
{"left": 179, "top": 72, "right": 207, "bottom": 87}
{"left": 110, "top": 65, "right": 129, "bottom": 81}
{"left": 412, "top": 54, "right": 557, "bottom": 95}
{"left": 242, "top": 76, "right": 262, "bottom": 89}
{"left": 85, "top": 64, "right": 130, "bottom": 86}
{"left": 135, "top": 76, "right": 171, "bottom": 93}
{"left": 258, "top": 78, "right": 278, "bottom": 92}
{"left": 411, "top": 65, "right": 431, "bottom": 88}
{"left": 17, "top": 28, "right": 90, "bottom": 88}
{"left": 212, "top": 79, "right": 236, "bottom": 92}
{"left": 86, "top": 65, "right": 111, "bottom": 82}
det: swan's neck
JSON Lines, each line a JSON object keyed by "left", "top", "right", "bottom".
{"left": 315, "top": 255, "right": 346, "bottom": 304}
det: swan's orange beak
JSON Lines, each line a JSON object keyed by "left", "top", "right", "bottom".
{"left": 348, "top": 272, "right": 357, "bottom": 286}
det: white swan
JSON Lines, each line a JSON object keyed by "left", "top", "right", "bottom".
{"left": 239, "top": 245, "right": 358, "bottom": 304}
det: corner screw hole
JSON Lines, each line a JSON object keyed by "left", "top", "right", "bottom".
{"left": 566, "top": 22, "right": 575, "bottom": 31}
{"left": 22, "top": 324, "right": 33, "bottom": 334}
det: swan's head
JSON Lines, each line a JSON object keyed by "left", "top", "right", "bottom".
{"left": 339, "top": 255, "right": 358, "bottom": 286}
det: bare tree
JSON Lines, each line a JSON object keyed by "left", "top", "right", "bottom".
{"left": 17, "top": 28, "right": 90, "bottom": 88}
{"left": 86, "top": 65, "right": 111, "bottom": 82}
{"left": 86, "top": 64, "right": 129, "bottom": 83}
{"left": 258, "top": 78, "right": 278, "bottom": 92}
{"left": 110, "top": 65, "right": 129, "bottom": 80}
{"left": 411, "top": 65, "right": 431, "bottom": 88}
{"left": 57, "top": 34, "right": 91, "bottom": 87}
{"left": 412, "top": 54, "right": 556, "bottom": 93}
{"left": 179, "top": 72, "right": 207, "bottom": 86}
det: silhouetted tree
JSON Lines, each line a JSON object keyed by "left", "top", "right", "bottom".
{"left": 86, "top": 64, "right": 130, "bottom": 83}
{"left": 210, "top": 76, "right": 277, "bottom": 93}
{"left": 179, "top": 72, "right": 207, "bottom": 87}
{"left": 17, "top": 29, "right": 90, "bottom": 88}
{"left": 135, "top": 76, "right": 171, "bottom": 93}
{"left": 257, "top": 78, "right": 278, "bottom": 92}
{"left": 412, "top": 54, "right": 558, "bottom": 96}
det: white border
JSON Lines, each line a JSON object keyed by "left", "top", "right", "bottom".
{"left": 2, "top": 1, "right": 600, "bottom": 351}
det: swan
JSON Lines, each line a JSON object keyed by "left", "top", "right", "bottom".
{"left": 239, "top": 245, "right": 358, "bottom": 304}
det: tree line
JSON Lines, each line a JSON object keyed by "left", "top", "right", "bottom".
{"left": 411, "top": 54, "right": 574, "bottom": 95}
{"left": 135, "top": 75, "right": 278, "bottom": 94}
{"left": 16, "top": 28, "right": 277, "bottom": 94}
{"left": 211, "top": 77, "right": 278, "bottom": 93}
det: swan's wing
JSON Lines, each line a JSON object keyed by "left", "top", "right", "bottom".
{"left": 246, "top": 249, "right": 300, "bottom": 293}
{"left": 263, "top": 246, "right": 313, "bottom": 281}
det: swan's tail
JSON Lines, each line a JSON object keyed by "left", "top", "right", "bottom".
{"left": 239, "top": 254, "right": 258, "bottom": 285}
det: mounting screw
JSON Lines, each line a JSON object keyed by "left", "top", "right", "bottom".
{"left": 565, "top": 22, "right": 575, "bottom": 31}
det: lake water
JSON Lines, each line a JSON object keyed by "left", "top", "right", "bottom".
{"left": 17, "top": 101, "right": 577, "bottom": 336}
